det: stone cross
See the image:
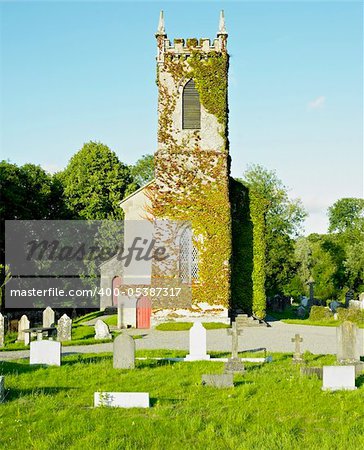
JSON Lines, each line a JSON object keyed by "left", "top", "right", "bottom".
{"left": 0, "top": 313, "right": 4, "bottom": 348}
{"left": 227, "top": 321, "right": 243, "bottom": 359}
{"left": 291, "top": 334, "right": 303, "bottom": 362}
{"left": 17, "top": 315, "right": 30, "bottom": 345}
{"left": 113, "top": 334, "right": 135, "bottom": 369}
{"left": 336, "top": 321, "right": 360, "bottom": 364}
{"left": 43, "top": 307, "right": 55, "bottom": 328}
{"left": 57, "top": 314, "right": 72, "bottom": 341}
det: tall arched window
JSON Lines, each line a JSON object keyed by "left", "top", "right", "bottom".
{"left": 179, "top": 227, "right": 199, "bottom": 283}
{"left": 182, "top": 79, "right": 201, "bottom": 129}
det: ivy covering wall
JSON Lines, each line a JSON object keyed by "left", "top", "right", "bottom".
{"left": 149, "top": 43, "right": 267, "bottom": 315}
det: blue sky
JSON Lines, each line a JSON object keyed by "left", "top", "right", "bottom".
{"left": 0, "top": 1, "right": 362, "bottom": 234}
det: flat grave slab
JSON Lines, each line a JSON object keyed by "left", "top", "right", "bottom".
{"left": 202, "top": 374, "right": 234, "bottom": 388}
{"left": 94, "top": 392, "right": 150, "bottom": 408}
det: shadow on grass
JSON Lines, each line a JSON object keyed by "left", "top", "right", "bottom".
{"left": 0, "top": 361, "right": 44, "bottom": 375}
{"left": 137, "top": 359, "right": 181, "bottom": 369}
{"left": 356, "top": 374, "right": 364, "bottom": 388}
{"left": 5, "top": 386, "right": 77, "bottom": 402}
{"left": 61, "top": 354, "right": 112, "bottom": 366}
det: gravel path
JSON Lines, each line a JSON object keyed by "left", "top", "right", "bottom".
{"left": 2, "top": 321, "right": 362, "bottom": 361}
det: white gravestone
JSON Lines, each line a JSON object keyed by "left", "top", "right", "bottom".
{"left": 322, "top": 366, "right": 356, "bottom": 391}
{"left": 17, "top": 315, "right": 30, "bottom": 345}
{"left": 43, "top": 307, "right": 55, "bottom": 328}
{"left": 94, "top": 392, "right": 149, "bottom": 408}
{"left": 30, "top": 340, "right": 61, "bottom": 366}
{"left": 0, "top": 313, "right": 4, "bottom": 348}
{"left": 57, "top": 314, "right": 72, "bottom": 341}
{"left": 94, "top": 319, "right": 112, "bottom": 339}
{"left": 185, "top": 322, "right": 210, "bottom": 361}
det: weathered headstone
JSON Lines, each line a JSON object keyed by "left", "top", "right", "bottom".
{"left": 300, "top": 366, "right": 323, "bottom": 379}
{"left": 94, "top": 392, "right": 149, "bottom": 408}
{"left": 0, "top": 313, "right": 4, "bottom": 348}
{"left": 113, "top": 334, "right": 135, "bottom": 369}
{"left": 17, "top": 315, "right": 30, "bottom": 345}
{"left": 57, "top": 314, "right": 72, "bottom": 341}
{"left": 0, "top": 376, "right": 4, "bottom": 403}
{"left": 224, "top": 321, "right": 245, "bottom": 373}
{"left": 30, "top": 340, "right": 61, "bottom": 366}
{"left": 94, "top": 319, "right": 112, "bottom": 340}
{"left": 322, "top": 365, "right": 356, "bottom": 391}
{"left": 291, "top": 334, "right": 303, "bottom": 363}
{"left": 202, "top": 374, "right": 234, "bottom": 388}
{"left": 42, "top": 306, "right": 55, "bottom": 328}
{"left": 301, "top": 297, "right": 309, "bottom": 308}
{"left": 336, "top": 321, "right": 361, "bottom": 364}
{"left": 329, "top": 301, "right": 340, "bottom": 313}
{"left": 185, "top": 322, "right": 210, "bottom": 361}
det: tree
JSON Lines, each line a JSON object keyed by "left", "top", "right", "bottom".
{"left": 130, "top": 154, "right": 154, "bottom": 187}
{"left": 243, "top": 164, "right": 307, "bottom": 298}
{"left": 328, "top": 198, "right": 364, "bottom": 233}
{"left": 60, "top": 142, "right": 132, "bottom": 219}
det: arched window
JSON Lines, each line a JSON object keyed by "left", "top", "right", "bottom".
{"left": 182, "top": 79, "right": 201, "bottom": 130}
{"left": 179, "top": 227, "right": 199, "bottom": 283}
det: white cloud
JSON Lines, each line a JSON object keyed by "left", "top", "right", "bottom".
{"left": 41, "top": 163, "right": 63, "bottom": 174}
{"left": 308, "top": 95, "right": 326, "bottom": 110}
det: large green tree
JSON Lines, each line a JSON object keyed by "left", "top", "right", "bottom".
{"left": 243, "top": 164, "right": 307, "bottom": 298}
{"left": 60, "top": 142, "right": 132, "bottom": 219}
{"left": 328, "top": 198, "right": 364, "bottom": 233}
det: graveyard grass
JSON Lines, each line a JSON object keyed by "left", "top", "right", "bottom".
{"left": 1, "top": 351, "right": 363, "bottom": 450}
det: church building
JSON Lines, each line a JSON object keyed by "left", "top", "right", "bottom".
{"left": 100, "top": 12, "right": 263, "bottom": 326}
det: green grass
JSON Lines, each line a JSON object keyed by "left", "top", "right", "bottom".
{"left": 155, "top": 322, "right": 230, "bottom": 331}
{"left": 103, "top": 315, "right": 117, "bottom": 326}
{"left": 0, "top": 351, "right": 363, "bottom": 449}
{"left": 73, "top": 311, "right": 105, "bottom": 324}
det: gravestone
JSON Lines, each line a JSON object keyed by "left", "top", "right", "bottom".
{"left": 291, "top": 334, "right": 303, "bottom": 363}
{"left": 57, "top": 314, "right": 72, "bottom": 341}
{"left": 17, "top": 315, "right": 30, "bottom": 345}
{"left": 201, "top": 374, "right": 234, "bottom": 388}
{"left": 94, "top": 319, "right": 112, "bottom": 340}
{"left": 322, "top": 365, "right": 356, "bottom": 391}
{"left": 359, "top": 292, "right": 364, "bottom": 302}
{"left": 345, "top": 289, "right": 354, "bottom": 307}
{"left": 300, "top": 366, "right": 323, "bottom": 379}
{"left": 94, "top": 392, "right": 149, "bottom": 408}
{"left": 30, "top": 340, "right": 61, "bottom": 366}
{"left": 185, "top": 322, "right": 210, "bottom": 361}
{"left": 329, "top": 301, "right": 340, "bottom": 313}
{"left": 336, "top": 321, "right": 361, "bottom": 364}
{"left": 113, "top": 334, "right": 135, "bottom": 369}
{"left": 0, "top": 376, "right": 4, "bottom": 403}
{"left": 301, "top": 297, "right": 309, "bottom": 308}
{"left": 42, "top": 306, "right": 55, "bottom": 328}
{"left": 296, "top": 306, "right": 306, "bottom": 319}
{"left": 224, "top": 321, "right": 245, "bottom": 373}
{"left": 0, "top": 313, "right": 4, "bottom": 348}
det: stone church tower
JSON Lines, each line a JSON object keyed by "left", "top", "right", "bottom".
{"left": 148, "top": 11, "right": 232, "bottom": 313}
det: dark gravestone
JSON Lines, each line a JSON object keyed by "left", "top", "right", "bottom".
{"left": 113, "top": 334, "right": 135, "bottom": 369}
{"left": 201, "top": 374, "right": 234, "bottom": 388}
{"left": 300, "top": 366, "right": 323, "bottom": 379}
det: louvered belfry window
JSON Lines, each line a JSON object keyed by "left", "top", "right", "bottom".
{"left": 179, "top": 227, "right": 199, "bottom": 284}
{"left": 182, "top": 79, "right": 201, "bottom": 129}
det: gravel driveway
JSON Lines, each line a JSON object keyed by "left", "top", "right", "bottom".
{"left": 2, "top": 321, "right": 362, "bottom": 361}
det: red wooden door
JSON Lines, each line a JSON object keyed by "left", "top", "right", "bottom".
{"left": 136, "top": 296, "right": 151, "bottom": 329}
{"left": 112, "top": 276, "right": 122, "bottom": 306}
